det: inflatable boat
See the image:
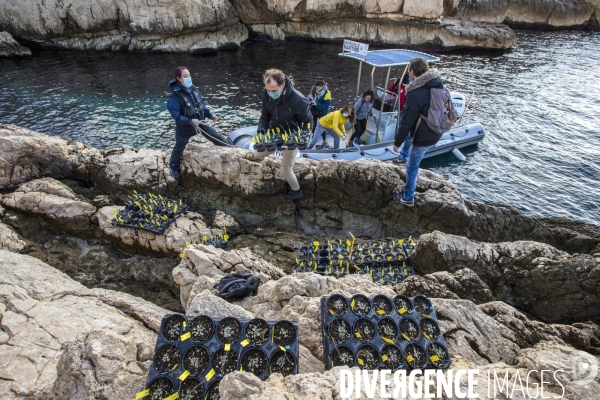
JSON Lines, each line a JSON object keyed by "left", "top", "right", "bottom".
{"left": 229, "top": 48, "right": 485, "bottom": 162}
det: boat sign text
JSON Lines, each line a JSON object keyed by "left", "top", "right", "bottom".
{"left": 343, "top": 40, "right": 369, "bottom": 56}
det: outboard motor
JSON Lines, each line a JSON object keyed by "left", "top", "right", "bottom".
{"left": 229, "top": 126, "right": 258, "bottom": 149}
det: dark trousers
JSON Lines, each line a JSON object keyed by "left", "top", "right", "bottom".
{"left": 350, "top": 118, "right": 367, "bottom": 142}
{"left": 169, "top": 124, "right": 228, "bottom": 171}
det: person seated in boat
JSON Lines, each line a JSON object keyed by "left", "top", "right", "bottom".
{"left": 392, "top": 57, "right": 445, "bottom": 207}
{"left": 167, "top": 66, "right": 229, "bottom": 180}
{"left": 350, "top": 90, "right": 376, "bottom": 147}
{"left": 307, "top": 105, "right": 356, "bottom": 149}
{"left": 307, "top": 77, "right": 332, "bottom": 139}
{"left": 256, "top": 68, "right": 312, "bottom": 201}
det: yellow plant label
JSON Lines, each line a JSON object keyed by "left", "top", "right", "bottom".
{"left": 401, "top": 333, "right": 410, "bottom": 341}
{"left": 382, "top": 355, "right": 388, "bottom": 362}
{"left": 135, "top": 389, "right": 150, "bottom": 399}
{"left": 430, "top": 355, "right": 440, "bottom": 362}
{"left": 398, "top": 307, "right": 407, "bottom": 314}
{"left": 180, "top": 332, "right": 191, "bottom": 341}
{"left": 376, "top": 310, "right": 385, "bottom": 315}
{"left": 382, "top": 337, "right": 394, "bottom": 344}
{"left": 279, "top": 346, "right": 286, "bottom": 352}
{"left": 350, "top": 299, "right": 355, "bottom": 308}
{"left": 240, "top": 339, "right": 249, "bottom": 347}
{"left": 224, "top": 343, "right": 231, "bottom": 351}
{"left": 406, "top": 355, "right": 414, "bottom": 363}
{"left": 179, "top": 370, "right": 190, "bottom": 381}
{"left": 164, "top": 392, "right": 179, "bottom": 400}
{"left": 422, "top": 332, "right": 430, "bottom": 340}
{"left": 205, "top": 368, "right": 215, "bottom": 381}
{"left": 170, "top": 364, "right": 179, "bottom": 371}
{"left": 240, "top": 366, "right": 243, "bottom": 371}
{"left": 355, "top": 332, "right": 361, "bottom": 338}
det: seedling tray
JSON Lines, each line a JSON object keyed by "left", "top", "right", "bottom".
{"left": 110, "top": 192, "right": 188, "bottom": 234}
{"left": 136, "top": 314, "right": 299, "bottom": 400}
{"left": 320, "top": 294, "right": 451, "bottom": 371}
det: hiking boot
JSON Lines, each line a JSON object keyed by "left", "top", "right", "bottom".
{"left": 393, "top": 192, "right": 414, "bottom": 207}
{"left": 392, "top": 157, "right": 406, "bottom": 165}
{"left": 282, "top": 188, "right": 304, "bottom": 201}
{"left": 170, "top": 168, "right": 180, "bottom": 179}
{"left": 353, "top": 138, "right": 362, "bottom": 148}
{"left": 322, "top": 140, "right": 330, "bottom": 148}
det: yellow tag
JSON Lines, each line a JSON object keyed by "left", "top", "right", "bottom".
{"left": 170, "top": 363, "right": 179, "bottom": 371}
{"left": 357, "top": 358, "right": 364, "bottom": 365}
{"left": 406, "top": 355, "right": 414, "bottom": 363}
{"left": 224, "top": 343, "right": 231, "bottom": 351}
{"left": 422, "top": 332, "right": 430, "bottom": 340}
{"left": 183, "top": 321, "right": 187, "bottom": 328}
{"left": 179, "top": 370, "right": 190, "bottom": 381}
{"left": 240, "top": 339, "right": 249, "bottom": 347}
{"left": 398, "top": 307, "right": 407, "bottom": 314}
{"left": 180, "top": 332, "right": 191, "bottom": 341}
{"left": 205, "top": 368, "right": 215, "bottom": 381}
{"left": 401, "top": 333, "right": 410, "bottom": 341}
{"left": 164, "top": 393, "right": 179, "bottom": 400}
{"left": 279, "top": 346, "right": 286, "bottom": 352}
{"left": 382, "top": 337, "right": 394, "bottom": 344}
{"left": 376, "top": 310, "right": 385, "bottom": 315}
{"left": 135, "top": 389, "right": 150, "bottom": 399}
{"left": 240, "top": 366, "right": 243, "bottom": 371}
{"left": 313, "top": 241, "right": 319, "bottom": 247}
{"left": 224, "top": 234, "right": 229, "bottom": 241}
{"left": 329, "top": 309, "right": 334, "bottom": 315}
{"left": 430, "top": 355, "right": 440, "bottom": 362}
{"left": 351, "top": 299, "right": 355, "bottom": 308}
{"left": 112, "top": 209, "right": 118, "bottom": 214}
{"left": 382, "top": 355, "right": 388, "bottom": 362}
{"left": 354, "top": 332, "right": 361, "bottom": 338}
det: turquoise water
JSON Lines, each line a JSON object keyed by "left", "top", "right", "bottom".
{"left": 1, "top": 31, "right": 599, "bottom": 225}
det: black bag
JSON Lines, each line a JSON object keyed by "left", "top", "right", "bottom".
{"left": 214, "top": 270, "right": 260, "bottom": 302}
{"left": 310, "top": 104, "right": 323, "bottom": 118}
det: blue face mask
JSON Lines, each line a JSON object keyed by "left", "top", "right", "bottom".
{"left": 268, "top": 91, "right": 281, "bottom": 100}
{"left": 342, "top": 112, "right": 349, "bottom": 117}
{"left": 183, "top": 77, "right": 193, "bottom": 87}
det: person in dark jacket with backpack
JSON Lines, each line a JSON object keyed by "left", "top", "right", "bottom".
{"left": 392, "top": 57, "right": 445, "bottom": 207}
{"left": 256, "top": 68, "right": 312, "bottom": 201}
{"left": 167, "top": 66, "right": 228, "bottom": 179}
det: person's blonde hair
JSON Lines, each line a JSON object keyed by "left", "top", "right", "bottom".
{"left": 263, "top": 68, "right": 286, "bottom": 86}
{"left": 341, "top": 104, "right": 356, "bottom": 125}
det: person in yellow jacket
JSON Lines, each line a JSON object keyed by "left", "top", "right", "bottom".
{"left": 307, "top": 105, "right": 357, "bottom": 149}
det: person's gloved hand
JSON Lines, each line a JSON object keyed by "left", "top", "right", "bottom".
{"left": 190, "top": 119, "right": 200, "bottom": 127}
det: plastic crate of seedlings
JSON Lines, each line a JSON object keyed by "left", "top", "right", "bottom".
{"left": 292, "top": 238, "right": 417, "bottom": 286}
{"left": 109, "top": 190, "right": 188, "bottom": 234}
{"left": 252, "top": 126, "right": 310, "bottom": 152}
{"left": 319, "top": 294, "right": 451, "bottom": 372}
{"left": 135, "top": 314, "right": 300, "bottom": 400}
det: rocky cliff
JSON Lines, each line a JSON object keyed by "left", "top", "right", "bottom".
{"left": 1, "top": 123, "right": 599, "bottom": 398}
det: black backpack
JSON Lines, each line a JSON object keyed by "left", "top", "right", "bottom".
{"left": 214, "top": 270, "right": 260, "bottom": 302}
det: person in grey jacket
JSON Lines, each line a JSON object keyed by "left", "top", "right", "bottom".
{"left": 350, "top": 90, "right": 376, "bottom": 147}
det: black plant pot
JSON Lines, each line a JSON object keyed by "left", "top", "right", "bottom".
{"left": 148, "top": 376, "right": 175, "bottom": 400}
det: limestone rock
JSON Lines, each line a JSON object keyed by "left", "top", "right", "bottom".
{"left": 403, "top": 0, "right": 443, "bottom": 19}
{"left": 98, "top": 206, "right": 213, "bottom": 255}
{"left": 175, "top": 243, "right": 286, "bottom": 308}
{"left": 0, "top": 124, "right": 101, "bottom": 190}
{"left": 0, "top": 222, "right": 28, "bottom": 253}
{"left": 395, "top": 268, "right": 494, "bottom": 304}
{"left": 1, "top": 188, "right": 97, "bottom": 236}
{"left": 0, "top": 250, "right": 157, "bottom": 398}
{"left": 89, "top": 288, "right": 170, "bottom": 333}
{"left": 411, "top": 231, "right": 600, "bottom": 323}
{"left": 0, "top": 0, "right": 247, "bottom": 53}
{"left": 0, "top": 32, "right": 31, "bottom": 57}
{"left": 15, "top": 177, "right": 78, "bottom": 199}
{"left": 187, "top": 289, "right": 254, "bottom": 319}
{"left": 51, "top": 329, "right": 152, "bottom": 400}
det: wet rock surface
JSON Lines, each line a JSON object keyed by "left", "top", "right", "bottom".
{"left": 0, "top": 32, "right": 31, "bottom": 57}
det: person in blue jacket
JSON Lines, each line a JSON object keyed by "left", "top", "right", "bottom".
{"left": 307, "top": 77, "right": 332, "bottom": 146}
{"left": 167, "top": 66, "right": 229, "bottom": 179}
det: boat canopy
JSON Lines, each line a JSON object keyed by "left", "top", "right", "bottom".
{"left": 338, "top": 49, "right": 439, "bottom": 67}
